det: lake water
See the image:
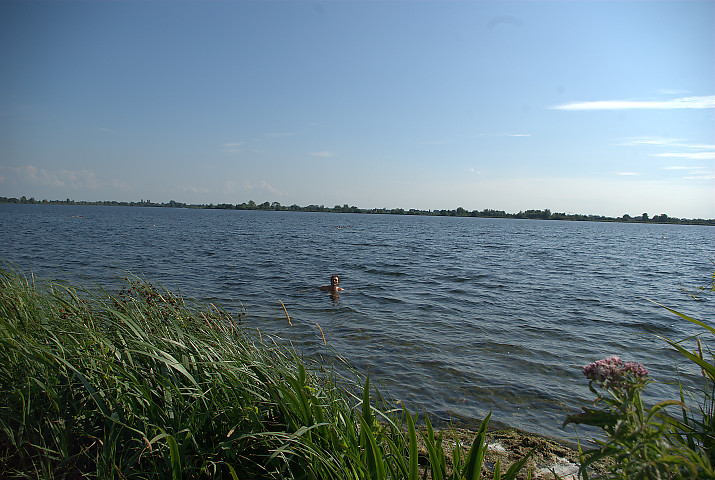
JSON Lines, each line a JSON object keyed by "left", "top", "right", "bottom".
{"left": 1, "top": 204, "right": 714, "bottom": 441}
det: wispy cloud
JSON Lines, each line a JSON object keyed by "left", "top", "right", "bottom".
{"left": 620, "top": 137, "right": 683, "bottom": 147}
{"left": 683, "top": 173, "right": 715, "bottom": 181}
{"left": 61, "top": 169, "right": 99, "bottom": 189}
{"left": 617, "top": 172, "right": 639, "bottom": 176}
{"left": 619, "top": 136, "right": 715, "bottom": 162}
{"left": 259, "top": 180, "right": 281, "bottom": 196}
{"left": 180, "top": 185, "right": 211, "bottom": 195}
{"left": 1, "top": 165, "right": 63, "bottom": 187}
{"left": 221, "top": 132, "right": 298, "bottom": 154}
{"left": 652, "top": 151, "right": 715, "bottom": 160}
{"left": 0, "top": 165, "right": 102, "bottom": 189}
{"left": 622, "top": 137, "right": 713, "bottom": 150}
{"left": 662, "top": 166, "right": 713, "bottom": 179}
{"left": 551, "top": 95, "right": 715, "bottom": 111}
{"left": 309, "top": 151, "right": 338, "bottom": 158}
{"left": 223, "top": 179, "right": 270, "bottom": 194}
{"left": 221, "top": 142, "right": 245, "bottom": 153}
{"left": 222, "top": 179, "right": 282, "bottom": 197}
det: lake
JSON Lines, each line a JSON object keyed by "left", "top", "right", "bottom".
{"left": 1, "top": 203, "right": 713, "bottom": 441}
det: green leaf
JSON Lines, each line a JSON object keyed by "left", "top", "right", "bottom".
{"left": 649, "top": 300, "right": 715, "bottom": 335}
{"left": 406, "top": 410, "right": 419, "bottom": 480}
{"left": 660, "top": 336, "right": 715, "bottom": 380}
{"left": 462, "top": 412, "right": 490, "bottom": 480}
{"left": 359, "top": 414, "right": 386, "bottom": 480}
{"left": 362, "top": 374, "right": 373, "bottom": 426}
{"left": 563, "top": 408, "right": 619, "bottom": 428}
{"left": 420, "top": 415, "right": 445, "bottom": 480}
{"left": 223, "top": 462, "right": 239, "bottom": 480}
{"left": 501, "top": 447, "right": 534, "bottom": 480}
{"left": 166, "top": 434, "right": 182, "bottom": 480}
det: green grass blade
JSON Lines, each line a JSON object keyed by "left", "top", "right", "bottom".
{"left": 165, "top": 433, "right": 182, "bottom": 480}
{"left": 501, "top": 447, "right": 534, "bottom": 480}
{"left": 649, "top": 299, "right": 715, "bottom": 335}
{"left": 359, "top": 414, "right": 386, "bottom": 480}
{"left": 462, "top": 412, "right": 490, "bottom": 480}
{"left": 660, "top": 336, "right": 715, "bottom": 380}
{"left": 406, "top": 410, "right": 419, "bottom": 480}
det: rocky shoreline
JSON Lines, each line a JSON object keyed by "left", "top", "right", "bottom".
{"left": 415, "top": 426, "right": 608, "bottom": 480}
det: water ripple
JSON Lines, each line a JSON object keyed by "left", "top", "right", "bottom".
{"left": 1, "top": 205, "right": 713, "bottom": 441}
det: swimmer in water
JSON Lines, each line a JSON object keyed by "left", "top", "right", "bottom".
{"left": 319, "top": 275, "right": 344, "bottom": 293}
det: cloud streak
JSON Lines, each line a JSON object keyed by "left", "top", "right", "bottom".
{"left": 621, "top": 137, "right": 714, "bottom": 150}
{"left": 652, "top": 152, "right": 715, "bottom": 160}
{"left": 221, "top": 142, "right": 245, "bottom": 153}
{"left": 551, "top": 95, "right": 715, "bottom": 111}
{"left": 221, "top": 179, "right": 282, "bottom": 197}
{"left": 0, "top": 165, "right": 110, "bottom": 190}
{"left": 618, "top": 136, "right": 715, "bottom": 163}
{"left": 310, "top": 151, "right": 338, "bottom": 158}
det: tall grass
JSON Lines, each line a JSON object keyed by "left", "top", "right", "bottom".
{"left": 0, "top": 267, "right": 529, "bottom": 479}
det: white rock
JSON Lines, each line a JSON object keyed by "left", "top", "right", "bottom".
{"left": 486, "top": 442, "right": 508, "bottom": 454}
{"left": 534, "top": 458, "right": 580, "bottom": 480}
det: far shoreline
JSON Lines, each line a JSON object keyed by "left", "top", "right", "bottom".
{"left": 3, "top": 196, "right": 714, "bottom": 226}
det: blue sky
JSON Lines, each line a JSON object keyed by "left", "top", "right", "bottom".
{"left": 1, "top": 1, "right": 713, "bottom": 218}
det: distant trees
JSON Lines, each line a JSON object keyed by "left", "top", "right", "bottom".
{"left": 514, "top": 209, "right": 551, "bottom": 220}
{"left": 1, "top": 196, "right": 712, "bottom": 225}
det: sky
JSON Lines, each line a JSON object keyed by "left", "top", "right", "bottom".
{"left": 1, "top": 1, "right": 713, "bottom": 218}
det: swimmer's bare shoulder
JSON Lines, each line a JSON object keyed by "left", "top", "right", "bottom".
{"left": 320, "top": 275, "right": 344, "bottom": 292}
{"left": 319, "top": 285, "right": 344, "bottom": 291}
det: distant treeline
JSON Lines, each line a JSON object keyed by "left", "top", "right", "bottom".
{"left": 2, "top": 195, "right": 713, "bottom": 225}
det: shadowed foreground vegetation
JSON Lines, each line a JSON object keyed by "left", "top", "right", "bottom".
{"left": 0, "top": 267, "right": 532, "bottom": 479}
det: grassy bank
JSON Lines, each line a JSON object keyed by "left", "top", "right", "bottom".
{"left": 4, "top": 265, "right": 712, "bottom": 479}
{"left": 0, "top": 267, "right": 533, "bottom": 479}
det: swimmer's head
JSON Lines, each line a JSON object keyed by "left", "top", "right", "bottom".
{"left": 330, "top": 275, "right": 340, "bottom": 285}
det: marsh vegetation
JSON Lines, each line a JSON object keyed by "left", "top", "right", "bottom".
{"left": 2, "top": 265, "right": 714, "bottom": 479}
{"left": 0, "top": 267, "right": 534, "bottom": 479}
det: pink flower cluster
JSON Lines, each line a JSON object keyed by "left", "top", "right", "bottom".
{"left": 583, "top": 356, "right": 649, "bottom": 387}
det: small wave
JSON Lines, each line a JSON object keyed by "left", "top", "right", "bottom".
{"left": 364, "top": 268, "right": 406, "bottom": 277}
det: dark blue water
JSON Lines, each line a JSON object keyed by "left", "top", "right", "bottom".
{"left": 2, "top": 204, "right": 713, "bottom": 441}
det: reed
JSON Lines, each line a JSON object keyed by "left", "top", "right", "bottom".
{"left": 0, "top": 266, "right": 528, "bottom": 479}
